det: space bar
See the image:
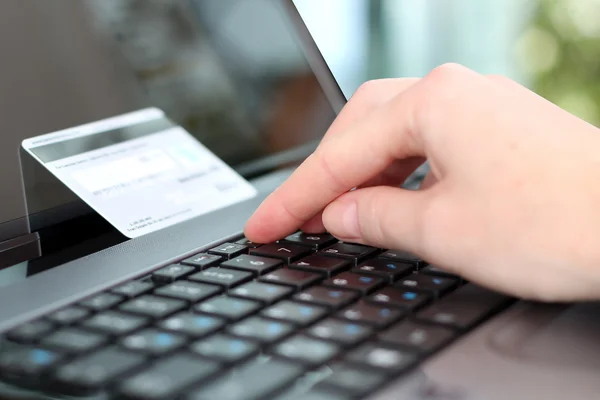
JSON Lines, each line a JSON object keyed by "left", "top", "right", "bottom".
{"left": 415, "top": 284, "right": 512, "bottom": 330}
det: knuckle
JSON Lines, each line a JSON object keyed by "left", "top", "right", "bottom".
{"left": 426, "top": 62, "right": 468, "bottom": 84}
{"left": 351, "top": 79, "right": 386, "bottom": 105}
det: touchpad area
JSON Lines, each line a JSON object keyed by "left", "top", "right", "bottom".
{"left": 489, "top": 302, "right": 600, "bottom": 369}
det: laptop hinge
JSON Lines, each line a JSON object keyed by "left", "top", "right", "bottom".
{"left": 0, "top": 232, "right": 41, "bottom": 270}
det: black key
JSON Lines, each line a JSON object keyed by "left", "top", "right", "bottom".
{"left": 111, "top": 281, "right": 154, "bottom": 298}
{"left": 307, "top": 318, "right": 372, "bottom": 346}
{"left": 290, "top": 255, "right": 351, "bottom": 277}
{"left": 152, "top": 264, "right": 194, "bottom": 283}
{"left": 337, "top": 301, "right": 404, "bottom": 328}
{"left": 0, "top": 346, "right": 62, "bottom": 377}
{"left": 6, "top": 320, "right": 54, "bottom": 344}
{"left": 368, "top": 287, "right": 431, "bottom": 310}
{"left": 83, "top": 311, "right": 148, "bottom": 336}
{"left": 188, "top": 359, "right": 303, "bottom": 400}
{"left": 416, "top": 284, "right": 511, "bottom": 330}
{"left": 118, "top": 354, "right": 221, "bottom": 400}
{"left": 395, "top": 274, "right": 458, "bottom": 297}
{"left": 421, "top": 265, "right": 460, "bottom": 278}
{"left": 221, "top": 254, "right": 282, "bottom": 276}
{"left": 119, "top": 295, "right": 187, "bottom": 319}
{"left": 318, "top": 243, "right": 377, "bottom": 265}
{"left": 353, "top": 259, "right": 414, "bottom": 282}
{"left": 322, "top": 272, "right": 384, "bottom": 294}
{"left": 188, "top": 267, "right": 253, "bottom": 289}
{"left": 319, "top": 363, "right": 387, "bottom": 398}
{"left": 294, "top": 287, "right": 359, "bottom": 309}
{"left": 250, "top": 243, "right": 311, "bottom": 264}
{"left": 208, "top": 242, "right": 247, "bottom": 259}
{"left": 262, "top": 301, "right": 328, "bottom": 326}
{"left": 80, "top": 292, "right": 124, "bottom": 311}
{"left": 194, "top": 296, "right": 262, "bottom": 321}
{"left": 236, "top": 238, "right": 264, "bottom": 248}
{"left": 259, "top": 268, "right": 322, "bottom": 290}
{"left": 347, "top": 343, "right": 417, "bottom": 374}
{"left": 273, "top": 335, "right": 340, "bottom": 366}
{"left": 121, "top": 329, "right": 186, "bottom": 355}
{"left": 159, "top": 312, "right": 225, "bottom": 337}
{"left": 41, "top": 328, "right": 106, "bottom": 353}
{"left": 47, "top": 306, "right": 89, "bottom": 325}
{"left": 379, "top": 249, "right": 423, "bottom": 266}
{"left": 228, "top": 317, "right": 293, "bottom": 343}
{"left": 155, "top": 281, "right": 222, "bottom": 303}
{"left": 229, "top": 282, "right": 293, "bottom": 304}
{"left": 190, "top": 335, "right": 258, "bottom": 364}
{"left": 181, "top": 253, "right": 223, "bottom": 269}
{"left": 52, "top": 347, "right": 145, "bottom": 395}
{"left": 379, "top": 320, "right": 456, "bottom": 353}
{"left": 281, "top": 232, "right": 337, "bottom": 250}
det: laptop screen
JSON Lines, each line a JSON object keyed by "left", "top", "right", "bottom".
{"left": 0, "top": 0, "right": 342, "bottom": 278}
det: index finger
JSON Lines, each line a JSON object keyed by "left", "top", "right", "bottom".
{"left": 244, "top": 80, "right": 427, "bottom": 243}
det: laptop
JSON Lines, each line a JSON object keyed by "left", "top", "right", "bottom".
{"left": 0, "top": 1, "right": 598, "bottom": 399}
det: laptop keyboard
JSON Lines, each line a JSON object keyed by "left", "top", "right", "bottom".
{"left": 0, "top": 233, "right": 512, "bottom": 399}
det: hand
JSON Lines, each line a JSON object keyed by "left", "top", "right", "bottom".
{"left": 245, "top": 64, "right": 600, "bottom": 302}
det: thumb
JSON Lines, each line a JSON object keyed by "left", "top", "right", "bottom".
{"left": 322, "top": 186, "right": 434, "bottom": 254}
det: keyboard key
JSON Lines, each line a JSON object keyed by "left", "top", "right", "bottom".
{"left": 416, "top": 284, "right": 511, "bottom": 330}
{"left": 229, "top": 317, "right": 293, "bottom": 343}
{"left": 80, "top": 292, "right": 124, "bottom": 311}
{"left": 347, "top": 343, "right": 417, "bottom": 374}
{"left": 368, "top": 287, "right": 431, "bottom": 310}
{"left": 221, "top": 254, "right": 282, "bottom": 276}
{"left": 155, "top": 281, "right": 222, "bottom": 303}
{"left": 6, "top": 320, "right": 54, "bottom": 344}
{"left": 281, "top": 232, "right": 337, "bottom": 250}
{"left": 188, "top": 359, "right": 303, "bottom": 400}
{"left": 318, "top": 243, "right": 377, "bottom": 265}
{"left": 353, "top": 259, "right": 414, "bottom": 282}
{"left": 379, "top": 320, "right": 456, "bottom": 353}
{"left": 83, "top": 311, "right": 148, "bottom": 336}
{"left": 290, "top": 255, "right": 351, "bottom": 277}
{"left": 159, "top": 312, "right": 225, "bottom": 337}
{"left": 208, "top": 243, "right": 248, "bottom": 259}
{"left": 379, "top": 250, "right": 423, "bottom": 266}
{"left": 120, "top": 295, "right": 186, "bottom": 319}
{"left": 308, "top": 319, "right": 372, "bottom": 346}
{"left": 229, "top": 282, "right": 293, "bottom": 304}
{"left": 52, "top": 347, "right": 145, "bottom": 395}
{"left": 236, "top": 238, "right": 264, "bottom": 248}
{"left": 121, "top": 329, "right": 186, "bottom": 355}
{"left": 421, "top": 265, "right": 460, "bottom": 279}
{"left": 322, "top": 272, "right": 384, "bottom": 294}
{"left": 262, "top": 301, "right": 328, "bottom": 326}
{"left": 0, "top": 346, "right": 62, "bottom": 377}
{"left": 47, "top": 306, "right": 89, "bottom": 325}
{"left": 294, "top": 287, "right": 359, "bottom": 309}
{"left": 188, "top": 267, "right": 253, "bottom": 289}
{"left": 41, "top": 328, "right": 106, "bottom": 353}
{"left": 259, "top": 268, "right": 322, "bottom": 290}
{"left": 319, "top": 363, "right": 387, "bottom": 398}
{"left": 152, "top": 264, "right": 194, "bottom": 283}
{"left": 337, "top": 301, "right": 404, "bottom": 328}
{"left": 190, "top": 335, "right": 258, "bottom": 364}
{"left": 395, "top": 274, "right": 458, "bottom": 297}
{"left": 250, "top": 243, "right": 311, "bottom": 264}
{"left": 111, "top": 281, "right": 154, "bottom": 298}
{"left": 276, "top": 388, "right": 351, "bottom": 400}
{"left": 118, "top": 354, "right": 221, "bottom": 400}
{"left": 181, "top": 253, "right": 223, "bottom": 269}
{"left": 273, "top": 335, "right": 340, "bottom": 365}
{"left": 194, "top": 296, "right": 261, "bottom": 321}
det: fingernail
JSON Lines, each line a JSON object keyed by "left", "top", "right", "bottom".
{"left": 324, "top": 200, "right": 360, "bottom": 239}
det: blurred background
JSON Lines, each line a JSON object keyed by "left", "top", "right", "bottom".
{"left": 296, "top": 0, "right": 600, "bottom": 127}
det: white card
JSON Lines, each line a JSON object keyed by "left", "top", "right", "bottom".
{"left": 22, "top": 108, "right": 257, "bottom": 238}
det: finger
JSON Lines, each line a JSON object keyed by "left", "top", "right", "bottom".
{"left": 300, "top": 212, "right": 325, "bottom": 233}
{"left": 245, "top": 79, "right": 429, "bottom": 243}
{"left": 321, "top": 185, "right": 441, "bottom": 254}
{"left": 420, "top": 171, "right": 438, "bottom": 190}
{"left": 359, "top": 157, "right": 426, "bottom": 188}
